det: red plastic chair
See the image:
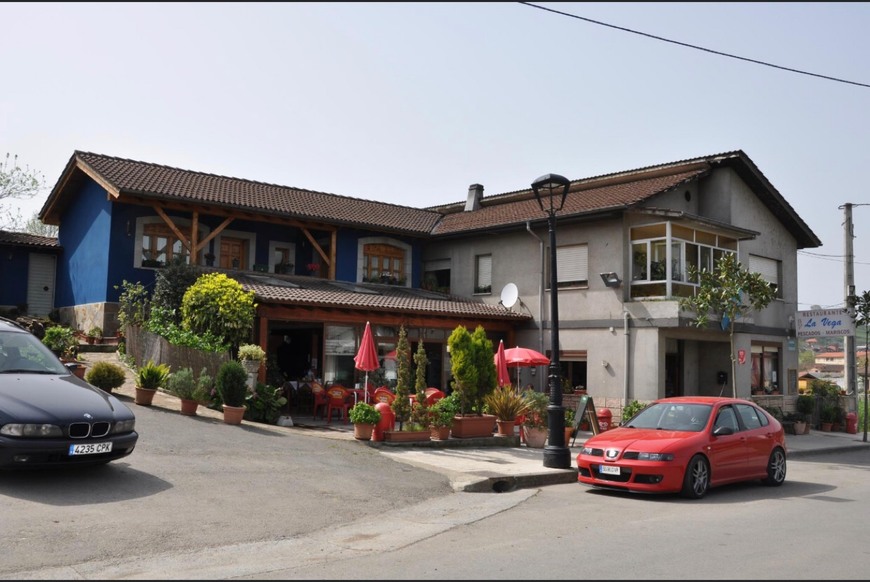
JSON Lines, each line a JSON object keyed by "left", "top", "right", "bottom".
{"left": 372, "top": 387, "right": 396, "bottom": 405}
{"left": 424, "top": 388, "right": 445, "bottom": 406}
{"left": 310, "top": 382, "right": 328, "bottom": 419}
{"left": 326, "top": 385, "right": 351, "bottom": 423}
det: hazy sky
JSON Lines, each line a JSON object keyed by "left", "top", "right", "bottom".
{"left": 2, "top": 2, "right": 868, "bottom": 310}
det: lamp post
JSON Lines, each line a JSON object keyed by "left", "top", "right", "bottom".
{"left": 531, "top": 173, "right": 572, "bottom": 469}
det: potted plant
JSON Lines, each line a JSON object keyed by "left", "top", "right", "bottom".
{"left": 521, "top": 388, "right": 549, "bottom": 448}
{"left": 216, "top": 360, "right": 249, "bottom": 424}
{"left": 447, "top": 325, "right": 497, "bottom": 438}
{"left": 484, "top": 385, "right": 527, "bottom": 437}
{"left": 86, "top": 325, "right": 103, "bottom": 344}
{"left": 348, "top": 401, "right": 381, "bottom": 440}
{"left": 84, "top": 360, "right": 127, "bottom": 394}
{"left": 783, "top": 411, "right": 807, "bottom": 435}
{"left": 564, "top": 407, "right": 576, "bottom": 444}
{"left": 166, "top": 366, "right": 208, "bottom": 416}
{"left": 796, "top": 394, "right": 815, "bottom": 433}
{"left": 135, "top": 360, "right": 170, "bottom": 406}
{"left": 429, "top": 392, "right": 459, "bottom": 440}
{"left": 42, "top": 325, "right": 78, "bottom": 360}
{"left": 238, "top": 343, "right": 266, "bottom": 388}
{"left": 820, "top": 402, "right": 837, "bottom": 431}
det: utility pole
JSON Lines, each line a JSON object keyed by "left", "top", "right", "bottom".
{"left": 843, "top": 203, "right": 857, "bottom": 410}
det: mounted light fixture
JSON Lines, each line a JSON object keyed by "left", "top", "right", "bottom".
{"left": 600, "top": 272, "right": 621, "bottom": 288}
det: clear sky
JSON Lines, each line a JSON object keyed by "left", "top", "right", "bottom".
{"left": 2, "top": 2, "right": 868, "bottom": 310}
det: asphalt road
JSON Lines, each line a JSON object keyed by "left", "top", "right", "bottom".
{"left": 0, "top": 397, "right": 455, "bottom": 578}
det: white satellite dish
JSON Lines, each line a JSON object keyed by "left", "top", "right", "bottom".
{"left": 500, "top": 282, "right": 519, "bottom": 309}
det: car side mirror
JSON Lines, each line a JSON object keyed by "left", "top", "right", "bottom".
{"left": 713, "top": 426, "right": 733, "bottom": 437}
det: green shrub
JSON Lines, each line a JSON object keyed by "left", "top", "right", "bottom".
{"left": 796, "top": 394, "right": 815, "bottom": 417}
{"left": 42, "top": 325, "right": 78, "bottom": 358}
{"left": 484, "top": 385, "right": 528, "bottom": 421}
{"left": 216, "top": 360, "right": 249, "bottom": 407}
{"left": 521, "top": 389, "right": 549, "bottom": 429}
{"left": 181, "top": 272, "right": 256, "bottom": 348}
{"left": 115, "top": 279, "right": 150, "bottom": 329}
{"left": 167, "top": 367, "right": 197, "bottom": 400}
{"left": 348, "top": 402, "right": 381, "bottom": 425}
{"left": 429, "top": 396, "right": 458, "bottom": 428}
{"left": 151, "top": 257, "right": 200, "bottom": 326}
{"left": 244, "top": 382, "right": 287, "bottom": 424}
{"left": 84, "top": 361, "right": 127, "bottom": 392}
{"left": 622, "top": 400, "right": 646, "bottom": 423}
{"left": 238, "top": 343, "right": 266, "bottom": 362}
{"left": 136, "top": 360, "right": 171, "bottom": 390}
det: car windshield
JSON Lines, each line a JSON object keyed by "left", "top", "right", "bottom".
{"left": 0, "top": 331, "right": 70, "bottom": 375}
{"left": 625, "top": 402, "right": 712, "bottom": 432}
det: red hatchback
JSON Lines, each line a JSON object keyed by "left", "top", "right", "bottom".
{"left": 576, "top": 396, "right": 787, "bottom": 499}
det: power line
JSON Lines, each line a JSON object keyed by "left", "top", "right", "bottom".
{"left": 798, "top": 250, "right": 870, "bottom": 266}
{"left": 520, "top": 2, "right": 870, "bottom": 89}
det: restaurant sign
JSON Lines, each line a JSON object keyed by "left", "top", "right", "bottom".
{"left": 795, "top": 308, "right": 855, "bottom": 338}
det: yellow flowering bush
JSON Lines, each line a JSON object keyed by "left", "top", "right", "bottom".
{"left": 181, "top": 272, "right": 257, "bottom": 347}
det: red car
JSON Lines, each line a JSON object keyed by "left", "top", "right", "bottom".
{"left": 576, "top": 396, "right": 786, "bottom": 499}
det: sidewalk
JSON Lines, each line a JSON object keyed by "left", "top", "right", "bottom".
{"left": 79, "top": 351, "right": 870, "bottom": 493}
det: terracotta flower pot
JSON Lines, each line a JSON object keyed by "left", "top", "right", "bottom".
{"left": 353, "top": 423, "right": 375, "bottom": 441}
{"left": 523, "top": 426, "right": 548, "bottom": 448}
{"left": 180, "top": 399, "right": 199, "bottom": 416}
{"left": 222, "top": 404, "right": 246, "bottom": 425}
{"left": 430, "top": 426, "right": 451, "bottom": 441}
{"left": 135, "top": 387, "right": 157, "bottom": 406}
{"left": 495, "top": 419, "right": 516, "bottom": 437}
{"left": 451, "top": 414, "right": 496, "bottom": 438}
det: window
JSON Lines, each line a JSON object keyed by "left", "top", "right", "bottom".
{"left": 630, "top": 223, "right": 737, "bottom": 298}
{"left": 749, "top": 254, "right": 781, "bottom": 298}
{"left": 736, "top": 403, "right": 764, "bottom": 430}
{"left": 141, "top": 223, "right": 190, "bottom": 268}
{"left": 751, "top": 344, "right": 780, "bottom": 394}
{"left": 714, "top": 406, "right": 739, "bottom": 432}
{"left": 423, "top": 259, "right": 451, "bottom": 293}
{"left": 475, "top": 254, "right": 491, "bottom": 294}
{"left": 363, "top": 243, "right": 405, "bottom": 285}
{"left": 547, "top": 244, "right": 588, "bottom": 289}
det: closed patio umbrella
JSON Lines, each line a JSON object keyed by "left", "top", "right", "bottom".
{"left": 494, "top": 340, "right": 511, "bottom": 388}
{"left": 353, "top": 321, "right": 379, "bottom": 404}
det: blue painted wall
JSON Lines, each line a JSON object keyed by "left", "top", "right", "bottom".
{"left": 56, "top": 181, "right": 113, "bottom": 308}
{"left": 0, "top": 247, "right": 31, "bottom": 307}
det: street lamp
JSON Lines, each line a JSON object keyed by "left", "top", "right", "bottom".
{"left": 531, "top": 173, "right": 572, "bottom": 469}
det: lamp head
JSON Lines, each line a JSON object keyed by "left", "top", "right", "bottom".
{"left": 600, "top": 272, "right": 622, "bottom": 288}
{"left": 531, "top": 173, "right": 570, "bottom": 214}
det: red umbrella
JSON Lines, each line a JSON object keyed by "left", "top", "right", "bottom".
{"left": 354, "top": 321, "right": 379, "bottom": 403}
{"left": 494, "top": 340, "right": 511, "bottom": 388}
{"left": 503, "top": 346, "right": 550, "bottom": 367}
{"left": 503, "top": 346, "right": 550, "bottom": 387}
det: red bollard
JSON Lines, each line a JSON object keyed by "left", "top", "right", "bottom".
{"left": 372, "top": 402, "right": 394, "bottom": 442}
{"left": 597, "top": 408, "right": 613, "bottom": 432}
{"left": 846, "top": 412, "right": 858, "bottom": 434}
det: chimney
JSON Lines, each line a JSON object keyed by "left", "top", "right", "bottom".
{"left": 465, "top": 184, "right": 484, "bottom": 211}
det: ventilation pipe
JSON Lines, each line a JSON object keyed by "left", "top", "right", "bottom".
{"left": 526, "top": 221, "right": 545, "bottom": 391}
{"left": 623, "top": 309, "right": 631, "bottom": 406}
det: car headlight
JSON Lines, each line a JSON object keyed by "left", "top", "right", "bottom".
{"left": 0, "top": 423, "right": 63, "bottom": 437}
{"left": 112, "top": 419, "right": 136, "bottom": 434}
{"left": 637, "top": 452, "right": 674, "bottom": 461}
{"left": 580, "top": 446, "right": 594, "bottom": 455}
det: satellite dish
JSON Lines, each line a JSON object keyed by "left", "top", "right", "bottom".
{"left": 500, "top": 283, "right": 519, "bottom": 308}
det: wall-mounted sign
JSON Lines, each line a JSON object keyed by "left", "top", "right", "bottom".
{"left": 795, "top": 308, "right": 855, "bottom": 338}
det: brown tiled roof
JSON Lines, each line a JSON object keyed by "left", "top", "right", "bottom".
{"left": 0, "top": 229, "right": 60, "bottom": 249}
{"left": 42, "top": 149, "right": 820, "bottom": 248}
{"left": 232, "top": 273, "right": 529, "bottom": 321}
{"left": 53, "top": 151, "right": 443, "bottom": 236}
{"left": 430, "top": 170, "right": 705, "bottom": 235}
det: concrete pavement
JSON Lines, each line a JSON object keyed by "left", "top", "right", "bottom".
{"left": 79, "top": 350, "right": 870, "bottom": 494}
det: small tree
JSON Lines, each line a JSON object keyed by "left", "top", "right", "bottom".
{"left": 390, "top": 325, "right": 412, "bottom": 429}
{"left": 151, "top": 256, "right": 200, "bottom": 326}
{"left": 851, "top": 289, "right": 870, "bottom": 440}
{"left": 0, "top": 153, "right": 44, "bottom": 231}
{"left": 410, "top": 339, "right": 430, "bottom": 428}
{"left": 679, "top": 252, "right": 776, "bottom": 397}
{"left": 181, "top": 272, "right": 256, "bottom": 349}
{"left": 447, "top": 324, "right": 496, "bottom": 415}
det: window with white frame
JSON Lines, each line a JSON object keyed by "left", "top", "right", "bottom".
{"left": 630, "top": 222, "right": 736, "bottom": 298}
{"left": 749, "top": 254, "right": 781, "bottom": 298}
{"left": 475, "top": 254, "right": 492, "bottom": 294}
{"left": 546, "top": 244, "right": 588, "bottom": 289}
